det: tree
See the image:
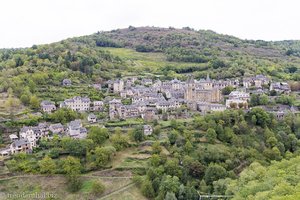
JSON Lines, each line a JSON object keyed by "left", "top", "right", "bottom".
{"left": 67, "top": 173, "right": 82, "bottom": 192}
{"left": 247, "top": 108, "right": 271, "bottom": 127}
{"left": 185, "top": 186, "right": 198, "bottom": 200}
{"left": 29, "top": 95, "right": 40, "bottom": 110}
{"left": 39, "top": 155, "right": 56, "bottom": 174}
{"left": 110, "top": 133, "right": 129, "bottom": 151}
{"left": 263, "top": 147, "right": 282, "bottom": 161}
{"left": 152, "top": 141, "right": 162, "bottom": 154}
{"left": 61, "top": 137, "right": 93, "bottom": 156}
{"left": 222, "top": 86, "right": 234, "bottom": 95}
{"left": 62, "top": 156, "right": 82, "bottom": 175}
{"left": 206, "top": 128, "right": 217, "bottom": 144}
{"left": 165, "top": 159, "right": 182, "bottom": 177}
{"left": 94, "top": 146, "right": 116, "bottom": 167}
{"left": 87, "top": 127, "right": 109, "bottom": 145}
{"left": 230, "top": 102, "right": 237, "bottom": 109}
{"left": 199, "top": 180, "right": 210, "bottom": 194}
{"left": 184, "top": 140, "right": 193, "bottom": 154}
{"left": 5, "top": 96, "right": 21, "bottom": 116}
{"left": 62, "top": 156, "right": 82, "bottom": 192}
{"left": 149, "top": 154, "right": 162, "bottom": 167}
{"left": 50, "top": 108, "right": 79, "bottom": 124}
{"left": 132, "top": 126, "right": 144, "bottom": 142}
{"left": 91, "top": 180, "right": 105, "bottom": 195}
{"left": 170, "top": 119, "right": 178, "bottom": 129}
{"left": 165, "top": 192, "right": 177, "bottom": 200}
{"left": 178, "top": 184, "right": 186, "bottom": 200}
{"left": 141, "top": 179, "right": 155, "bottom": 198}
{"left": 159, "top": 175, "right": 180, "bottom": 199}
{"left": 20, "top": 93, "right": 30, "bottom": 105}
{"left": 168, "top": 130, "right": 178, "bottom": 145}
{"left": 204, "top": 164, "right": 227, "bottom": 185}
{"left": 187, "top": 160, "right": 205, "bottom": 178}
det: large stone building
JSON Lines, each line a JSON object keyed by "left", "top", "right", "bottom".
{"left": 60, "top": 96, "right": 91, "bottom": 111}
{"left": 184, "top": 76, "right": 222, "bottom": 103}
{"left": 225, "top": 91, "right": 250, "bottom": 109}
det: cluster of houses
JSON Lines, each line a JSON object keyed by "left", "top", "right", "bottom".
{"left": 0, "top": 120, "right": 87, "bottom": 156}
{"left": 1, "top": 75, "right": 297, "bottom": 156}
{"left": 41, "top": 97, "right": 104, "bottom": 113}
{"left": 106, "top": 74, "right": 244, "bottom": 118}
{"left": 107, "top": 74, "right": 231, "bottom": 119}
{"left": 42, "top": 75, "right": 295, "bottom": 120}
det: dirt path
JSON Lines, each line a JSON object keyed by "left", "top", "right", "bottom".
{"left": 98, "top": 182, "right": 136, "bottom": 200}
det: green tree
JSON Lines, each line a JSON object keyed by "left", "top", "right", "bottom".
{"left": 29, "top": 95, "right": 40, "bottom": 110}
{"left": 204, "top": 164, "right": 227, "bottom": 185}
{"left": 184, "top": 140, "right": 193, "bottom": 154}
{"left": 91, "top": 180, "right": 105, "bottom": 195}
{"left": 132, "top": 126, "right": 144, "bottom": 142}
{"left": 87, "top": 127, "right": 109, "bottom": 145}
{"left": 222, "top": 86, "right": 234, "bottom": 95}
{"left": 141, "top": 179, "right": 155, "bottom": 198}
{"left": 39, "top": 155, "right": 56, "bottom": 174}
{"left": 168, "top": 130, "right": 178, "bottom": 145}
{"left": 158, "top": 175, "right": 180, "bottom": 199}
{"left": 152, "top": 141, "right": 162, "bottom": 154}
{"left": 20, "top": 93, "right": 30, "bottom": 105}
{"left": 62, "top": 156, "right": 82, "bottom": 192}
{"left": 94, "top": 146, "right": 116, "bottom": 167}
{"left": 206, "top": 128, "right": 217, "bottom": 144}
{"left": 165, "top": 192, "right": 177, "bottom": 200}
{"left": 62, "top": 156, "right": 82, "bottom": 175}
{"left": 110, "top": 133, "right": 129, "bottom": 151}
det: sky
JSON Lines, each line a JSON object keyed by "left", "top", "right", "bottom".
{"left": 0, "top": 0, "right": 300, "bottom": 48}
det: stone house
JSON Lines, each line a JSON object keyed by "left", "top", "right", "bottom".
{"left": 88, "top": 113, "right": 97, "bottom": 123}
{"left": 143, "top": 125, "right": 153, "bottom": 136}
{"left": 10, "top": 138, "right": 32, "bottom": 154}
{"left": 19, "top": 127, "right": 37, "bottom": 148}
{"left": 141, "top": 108, "right": 157, "bottom": 121}
{"left": 142, "top": 78, "right": 153, "bottom": 86}
{"left": 228, "top": 91, "right": 250, "bottom": 101}
{"left": 270, "top": 82, "right": 291, "bottom": 94}
{"left": 197, "top": 102, "right": 226, "bottom": 114}
{"left": 243, "top": 75, "right": 270, "bottom": 88}
{"left": 67, "top": 120, "right": 87, "bottom": 139}
{"left": 60, "top": 96, "right": 91, "bottom": 112}
{"left": 49, "top": 123, "right": 64, "bottom": 134}
{"left": 40, "top": 100, "right": 56, "bottom": 113}
{"left": 93, "top": 101, "right": 104, "bottom": 111}
{"left": 9, "top": 134, "right": 18, "bottom": 142}
{"left": 62, "top": 79, "right": 72, "bottom": 86}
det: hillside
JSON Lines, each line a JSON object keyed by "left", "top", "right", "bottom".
{"left": 226, "top": 156, "right": 300, "bottom": 200}
{"left": 0, "top": 26, "right": 300, "bottom": 200}
{"left": 1, "top": 26, "right": 300, "bottom": 86}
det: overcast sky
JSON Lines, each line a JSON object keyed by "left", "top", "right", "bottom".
{"left": 0, "top": 0, "right": 299, "bottom": 48}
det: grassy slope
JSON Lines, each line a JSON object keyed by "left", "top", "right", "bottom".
{"left": 99, "top": 47, "right": 205, "bottom": 76}
{"left": 0, "top": 175, "right": 141, "bottom": 200}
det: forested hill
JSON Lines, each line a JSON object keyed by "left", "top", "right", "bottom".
{"left": 89, "top": 27, "right": 300, "bottom": 78}
{"left": 0, "top": 26, "right": 300, "bottom": 90}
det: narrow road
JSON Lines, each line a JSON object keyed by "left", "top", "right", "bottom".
{"left": 98, "top": 182, "right": 136, "bottom": 200}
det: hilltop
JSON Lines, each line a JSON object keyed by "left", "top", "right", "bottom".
{"left": 0, "top": 26, "right": 300, "bottom": 84}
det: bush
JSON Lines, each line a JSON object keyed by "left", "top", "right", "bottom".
{"left": 67, "top": 174, "right": 82, "bottom": 192}
{"left": 91, "top": 180, "right": 105, "bottom": 195}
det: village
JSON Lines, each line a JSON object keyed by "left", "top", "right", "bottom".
{"left": 1, "top": 74, "right": 298, "bottom": 157}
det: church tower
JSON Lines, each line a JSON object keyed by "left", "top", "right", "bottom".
{"left": 206, "top": 73, "right": 210, "bottom": 81}
{"left": 185, "top": 75, "right": 195, "bottom": 101}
